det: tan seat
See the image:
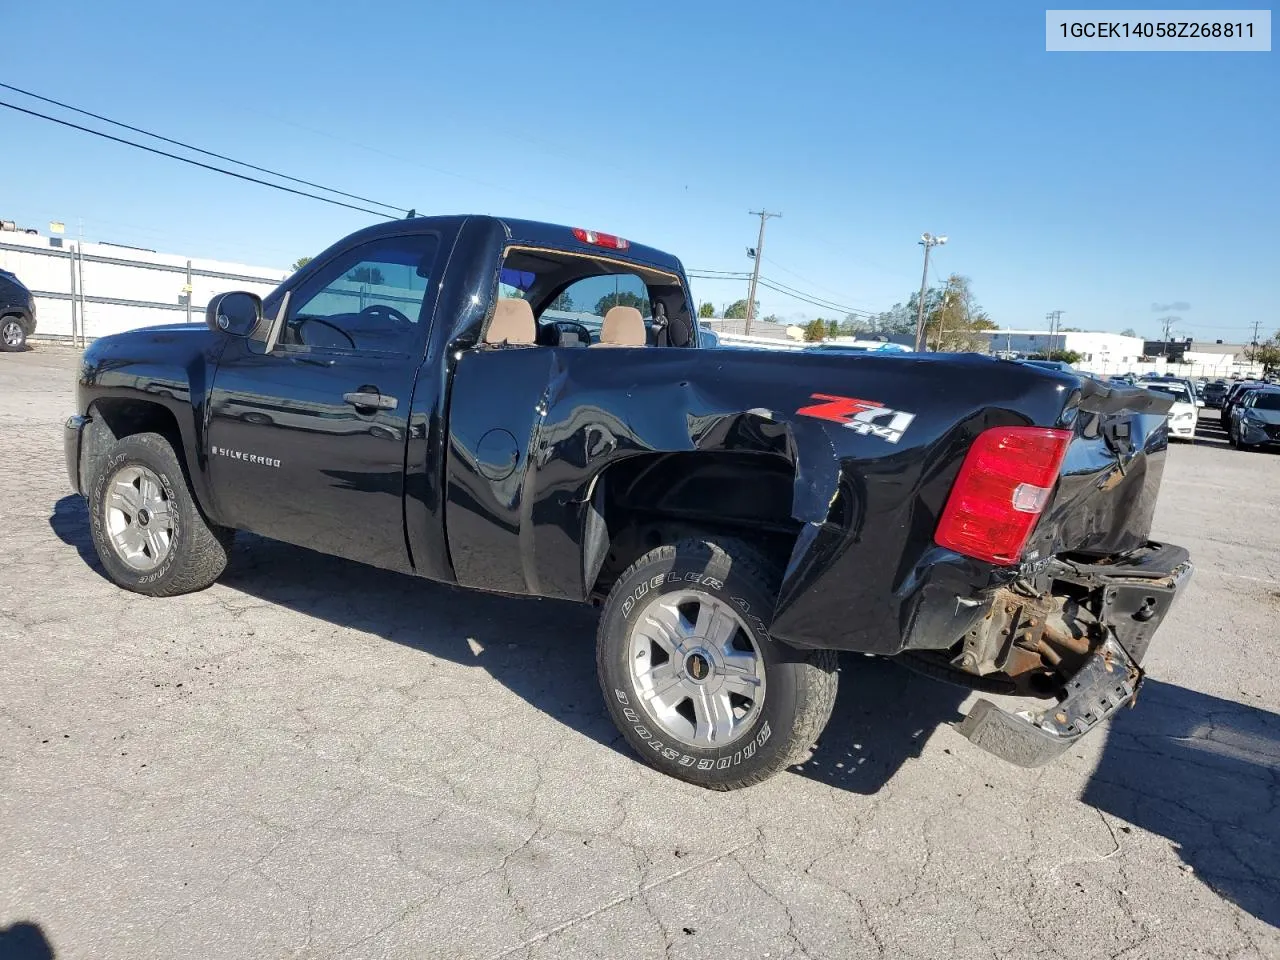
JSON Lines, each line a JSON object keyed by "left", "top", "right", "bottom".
{"left": 592, "top": 306, "right": 646, "bottom": 347}
{"left": 484, "top": 297, "right": 536, "bottom": 345}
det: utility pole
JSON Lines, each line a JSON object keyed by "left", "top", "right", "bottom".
{"left": 914, "top": 232, "right": 947, "bottom": 351}
{"left": 744, "top": 210, "right": 780, "bottom": 335}
{"left": 1045, "top": 310, "right": 1065, "bottom": 355}
{"left": 1249, "top": 319, "right": 1262, "bottom": 360}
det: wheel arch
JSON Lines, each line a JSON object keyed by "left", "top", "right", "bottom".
{"left": 83, "top": 397, "right": 219, "bottom": 522}
{"left": 587, "top": 450, "right": 805, "bottom": 601}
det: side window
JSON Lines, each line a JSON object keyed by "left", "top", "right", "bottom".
{"left": 283, "top": 234, "right": 439, "bottom": 354}
{"left": 547, "top": 274, "right": 646, "bottom": 338}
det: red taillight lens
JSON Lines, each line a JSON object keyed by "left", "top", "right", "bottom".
{"left": 572, "top": 227, "right": 630, "bottom": 250}
{"left": 935, "top": 426, "right": 1072, "bottom": 566}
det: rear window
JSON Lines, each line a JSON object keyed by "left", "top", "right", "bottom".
{"left": 1144, "top": 383, "right": 1191, "bottom": 401}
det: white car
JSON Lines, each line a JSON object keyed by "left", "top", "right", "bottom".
{"left": 1138, "top": 381, "right": 1198, "bottom": 441}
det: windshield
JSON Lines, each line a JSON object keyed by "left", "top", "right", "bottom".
{"left": 1144, "top": 383, "right": 1191, "bottom": 401}
{"left": 1252, "top": 393, "right": 1280, "bottom": 411}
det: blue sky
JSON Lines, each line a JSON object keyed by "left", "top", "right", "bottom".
{"left": 1, "top": 0, "right": 1275, "bottom": 339}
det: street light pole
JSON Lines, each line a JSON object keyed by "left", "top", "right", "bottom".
{"left": 913, "top": 232, "right": 947, "bottom": 352}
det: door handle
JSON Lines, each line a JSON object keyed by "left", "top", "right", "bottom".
{"left": 343, "top": 391, "right": 398, "bottom": 410}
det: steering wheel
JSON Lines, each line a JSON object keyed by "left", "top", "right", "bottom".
{"left": 293, "top": 316, "right": 357, "bottom": 350}
{"left": 549, "top": 320, "right": 593, "bottom": 347}
{"left": 359, "top": 303, "right": 414, "bottom": 327}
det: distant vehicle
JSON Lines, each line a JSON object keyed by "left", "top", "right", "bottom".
{"left": 808, "top": 340, "right": 912, "bottom": 356}
{"left": 698, "top": 324, "right": 721, "bottom": 348}
{"left": 1137, "top": 381, "right": 1198, "bottom": 441}
{"left": 1109, "top": 373, "right": 1138, "bottom": 386}
{"left": 0, "top": 268, "right": 37, "bottom": 351}
{"left": 1228, "top": 387, "right": 1280, "bottom": 450}
{"left": 1220, "top": 380, "right": 1267, "bottom": 430}
{"left": 1020, "top": 358, "right": 1074, "bottom": 372}
{"left": 1202, "top": 381, "right": 1229, "bottom": 408}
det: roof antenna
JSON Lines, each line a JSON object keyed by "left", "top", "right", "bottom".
{"left": 405, "top": 208, "right": 416, "bottom": 219}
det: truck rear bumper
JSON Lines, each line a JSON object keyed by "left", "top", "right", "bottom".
{"left": 956, "top": 634, "right": 1141, "bottom": 766}
{"left": 64, "top": 415, "right": 88, "bottom": 496}
{"left": 955, "top": 545, "right": 1193, "bottom": 766}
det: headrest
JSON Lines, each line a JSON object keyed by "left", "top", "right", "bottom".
{"left": 593, "top": 306, "right": 646, "bottom": 347}
{"left": 485, "top": 297, "right": 536, "bottom": 345}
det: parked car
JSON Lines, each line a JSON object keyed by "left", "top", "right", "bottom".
{"left": 1228, "top": 387, "right": 1280, "bottom": 450}
{"left": 1220, "top": 380, "right": 1267, "bottom": 430}
{"left": 62, "top": 214, "right": 1192, "bottom": 789}
{"left": 0, "top": 267, "right": 37, "bottom": 351}
{"left": 1137, "top": 380, "right": 1198, "bottom": 441}
{"left": 1018, "top": 358, "right": 1076, "bottom": 373}
{"left": 1202, "top": 380, "right": 1229, "bottom": 408}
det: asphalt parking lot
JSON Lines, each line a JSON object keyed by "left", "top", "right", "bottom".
{"left": 2, "top": 346, "right": 1278, "bottom": 960}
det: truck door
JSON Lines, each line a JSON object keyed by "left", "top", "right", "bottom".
{"left": 206, "top": 231, "right": 443, "bottom": 572}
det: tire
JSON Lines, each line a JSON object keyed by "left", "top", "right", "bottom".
{"left": 596, "top": 536, "right": 838, "bottom": 790}
{"left": 88, "top": 432, "right": 234, "bottom": 596}
{"left": 0, "top": 316, "right": 27, "bottom": 351}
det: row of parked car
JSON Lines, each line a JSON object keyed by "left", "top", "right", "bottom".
{"left": 1101, "top": 372, "right": 1280, "bottom": 450}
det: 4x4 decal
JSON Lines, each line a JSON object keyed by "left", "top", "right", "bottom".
{"left": 796, "top": 393, "right": 916, "bottom": 444}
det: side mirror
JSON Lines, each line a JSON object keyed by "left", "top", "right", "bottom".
{"left": 206, "top": 291, "right": 263, "bottom": 338}
{"left": 1196, "top": 400, "right": 1205, "bottom": 408}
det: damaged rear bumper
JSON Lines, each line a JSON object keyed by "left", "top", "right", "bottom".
{"left": 955, "top": 543, "right": 1193, "bottom": 767}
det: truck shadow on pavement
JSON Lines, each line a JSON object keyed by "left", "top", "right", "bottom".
{"left": 48, "top": 494, "right": 969, "bottom": 795}
{"left": 0, "top": 921, "right": 55, "bottom": 960}
{"left": 1082, "top": 679, "right": 1280, "bottom": 930}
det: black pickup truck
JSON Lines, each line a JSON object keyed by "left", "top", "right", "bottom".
{"left": 63, "top": 215, "right": 1192, "bottom": 789}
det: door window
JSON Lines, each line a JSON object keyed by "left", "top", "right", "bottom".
{"left": 283, "top": 233, "right": 440, "bottom": 354}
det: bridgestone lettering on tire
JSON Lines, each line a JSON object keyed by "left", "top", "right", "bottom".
{"left": 88, "top": 432, "right": 234, "bottom": 597}
{"left": 596, "top": 536, "right": 838, "bottom": 790}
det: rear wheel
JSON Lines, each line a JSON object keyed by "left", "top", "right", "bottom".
{"left": 0, "top": 316, "right": 26, "bottom": 351}
{"left": 596, "top": 536, "right": 838, "bottom": 790}
{"left": 88, "top": 432, "right": 234, "bottom": 596}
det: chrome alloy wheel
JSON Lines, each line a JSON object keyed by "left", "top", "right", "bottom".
{"left": 1, "top": 319, "right": 23, "bottom": 347}
{"left": 628, "top": 590, "right": 766, "bottom": 747}
{"left": 104, "top": 465, "right": 175, "bottom": 572}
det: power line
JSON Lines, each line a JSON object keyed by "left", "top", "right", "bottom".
{"left": 761, "top": 255, "right": 869, "bottom": 307}
{"left": 759, "top": 275, "right": 877, "bottom": 317}
{"left": 0, "top": 98, "right": 400, "bottom": 220}
{"left": 756, "top": 278, "right": 877, "bottom": 318}
{"left": 0, "top": 83, "right": 408, "bottom": 216}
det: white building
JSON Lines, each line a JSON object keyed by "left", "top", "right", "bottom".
{"left": 0, "top": 227, "right": 287, "bottom": 340}
{"left": 980, "top": 330, "right": 1146, "bottom": 372}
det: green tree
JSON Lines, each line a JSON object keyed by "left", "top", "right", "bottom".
{"left": 723, "top": 299, "right": 760, "bottom": 320}
{"left": 1255, "top": 333, "right": 1280, "bottom": 374}
{"left": 291, "top": 256, "right": 312, "bottom": 271}
{"left": 802, "top": 318, "right": 827, "bottom": 342}
{"left": 549, "top": 291, "right": 576, "bottom": 311}
{"left": 595, "top": 290, "right": 649, "bottom": 316}
{"left": 826, "top": 318, "right": 840, "bottom": 338}
{"left": 1121, "top": 328, "right": 1139, "bottom": 338}
{"left": 762, "top": 314, "right": 779, "bottom": 324}
{"left": 1029, "top": 350, "right": 1083, "bottom": 364}
{"left": 919, "top": 274, "right": 997, "bottom": 352}
{"left": 347, "top": 266, "right": 385, "bottom": 285}
{"left": 698, "top": 302, "right": 716, "bottom": 318}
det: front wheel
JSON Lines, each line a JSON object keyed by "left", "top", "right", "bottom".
{"left": 88, "top": 432, "right": 234, "bottom": 596}
{"left": 596, "top": 537, "right": 838, "bottom": 790}
{"left": 0, "top": 316, "right": 27, "bottom": 351}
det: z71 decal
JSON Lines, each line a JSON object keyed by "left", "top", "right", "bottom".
{"left": 796, "top": 393, "right": 916, "bottom": 444}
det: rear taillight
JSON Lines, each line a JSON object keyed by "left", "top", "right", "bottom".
{"left": 935, "top": 426, "right": 1072, "bottom": 566}
{"left": 572, "top": 227, "right": 630, "bottom": 250}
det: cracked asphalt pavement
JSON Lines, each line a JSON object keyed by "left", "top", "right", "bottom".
{"left": 2, "top": 345, "right": 1278, "bottom": 959}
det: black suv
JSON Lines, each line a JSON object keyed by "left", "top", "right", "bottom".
{"left": 0, "top": 268, "right": 37, "bottom": 351}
